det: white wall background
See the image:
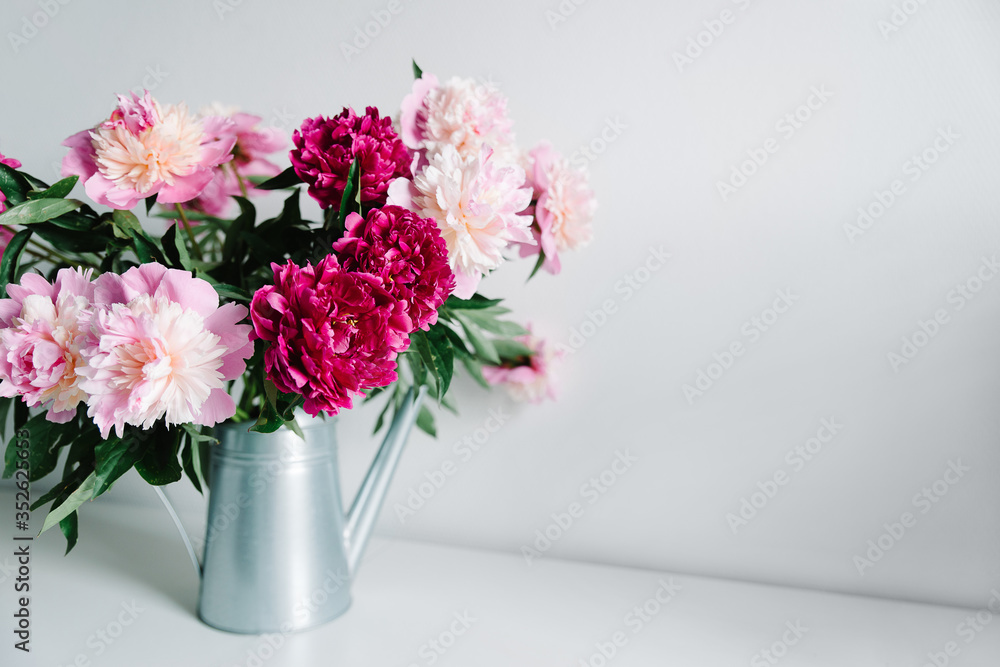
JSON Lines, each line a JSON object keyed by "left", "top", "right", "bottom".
{"left": 1, "top": 0, "right": 999, "bottom": 609}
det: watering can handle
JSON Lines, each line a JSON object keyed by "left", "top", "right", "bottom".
{"left": 344, "top": 385, "right": 427, "bottom": 574}
{"left": 153, "top": 485, "right": 203, "bottom": 577}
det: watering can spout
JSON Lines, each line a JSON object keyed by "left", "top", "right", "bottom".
{"left": 344, "top": 385, "right": 426, "bottom": 575}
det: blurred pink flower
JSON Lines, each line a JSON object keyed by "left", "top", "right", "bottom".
{"left": 79, "top": 263, "right": 252, "bottom": 438}
{"left": 519, "top": 142, "right": 596, "bottom": 275}
{"left": 290, "top": 107, "right": 410, "bottom": 210}
{"left": 185, "top": 107, "right": 286, "bottom": 217}
{"left": 0, "top": 226, "right": 13, "bottom": 264}
{"left": 0, "top": 268, "right": 96, "bottom": 423}
{"left": 61, "top": 91, "right": 236, "bottom": 210}
{"left": 388, "top": 144, "right": 533, "bottom": 298}
{"left": 250, "top": 256, "right": 411, "bottom": 417}
{"left": 400, "top": 74, "right": 518, "bottom": 165}
{"left": 0, "top": 151, "right": 22, "bottom": 214}
{"left": 334, "top": 205, "right": 454, "bottom": 331}
{"left": 482, "top": 329, "right": 562, "bottom": 404}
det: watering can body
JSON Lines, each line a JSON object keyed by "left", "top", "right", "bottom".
{"left": 195, "top": 388, "right": 424, "bottom": 634}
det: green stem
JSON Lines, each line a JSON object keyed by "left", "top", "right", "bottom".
{"left": 229, "top": 162, "right": 249, "bottom": 199}
{"left": 174, "top": 204, "right": 203, "bottom": 261}
{"left": 25, "top": 238, "right": 99, "bottom": 270}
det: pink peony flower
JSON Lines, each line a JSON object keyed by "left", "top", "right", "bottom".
{"left": 0, "top": 151, "right": 22, "bottom": 214}
{"left": 518, "top": 142, "right": 596, "bottom": 275}
{"left": 400, "top": 74, "right": 518, "bottom": 165}
{"left": 388, "top": 145, "right": 533, "bottom": 299}
{"left": 184, "top": 106, "right": 286, "bottom": 217}
{"left": 61, "top": 91, "right": 237, "bottom": 210}
{"left": 78, "top": 263, "right": 253, "bottom": 438}
{"left": 0, "top": 268, "right": 96, "bottom": 423}
{"left": 290, "top": 107, "right": 410, "bottom": 210}
{"left": 250, "top": 256, "right": 411, "bottom": 417}
{"left": 0, "top": 227, "right": 13, "bottom": 264}
{"left": 482, "top": 329, "right": 562, "bottom": 404}
{"left": 333, "top": 206, "right": 454, "bottom": 331}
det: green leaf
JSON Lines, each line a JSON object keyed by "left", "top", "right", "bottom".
{"left": 181, "top": 424, "right": 214, "bottom": 492}
{"left": 527, "top": 249, "right": 546, "bottom": 281}
{"left": 462, "top": 309, "right": 528, "bottom": 337}
{"left": 333, "top": 158, "right": 361, "bottom": 236}
{"left": 111, "top": 209, "right": 144, "bottom": 239}
{"left": 255, "top": 166, "right": 302, "bottom": 191}
{"left": 0, "top": 229, "right": 32, "bottom": 298}
{"left": 211, "top": 282, "right": 251, "bottom": 302}
{"left": 439, "top": 323, "right": 470, "bottom": 355}
{"left": 93, "top": 432, "right": 149, "bottom": 498}
{"left": 455, "top": 313, "right": 499, "bottom": 365}
{"left": 220, "top": 197, "right": 256, "bottom": 281}
{"left": 445, "top": 294, "right": 504, "bottom": 310}
{"left": 30, "top": 462, "right": 91, "bottom": 512}
{"left": 416, "top": 405, "right": 436, "bottom": 437}
{"left": 43, "top": 210, "right": 97, "bottom": 232}
{"left": 40, "top": 471, "right": 96, "bottom": 535}
{"left": 132, "top": 232, "right": 164, "bottom": 264}
{"left": 180, "top": 433, "right": 203, "bottom": 494}
{"left": 0, "top": 396, "right": 12, "bottom": 441}
{"left": 426, "top": 325, "right": 454, "bottom": 398}
{"left": 163, "top": 222, "right": 192, "bottom": 270}
{"left": 412, "top": 59, "right": 423, "bottom": 79}
{"left": 251, "top": 378, "right": 285, "bottom": 434}
{"left": 459, "top": 353, "right": 490, "bottom": 389}
{"left": 411, "top": 328, "right": 453, "bottom": 400}
{"left": 27, "top": 176, "right": 78, "bottom": 200}
{"left": 440, "top": 393, "right": 459, "bottom": 416}
{"left": 3, "top": 413, "right": 65, "bottom": 482}
{"left": 59, "top": 512, "right": 79, "bottom": 554}
{"left": 0, "top": 198, "right": 81, "bottom": 227}
{"left": 0, "top": 163, "right": 31, "bottom": 207}
{"left": 133, "top": 428, "right": 183, "bottom": 486}
{"left": 145, "top": 193, "right": 159, "bottom": 216}
{"left": 493, "top": 339, "right": 534, "bottom": 360}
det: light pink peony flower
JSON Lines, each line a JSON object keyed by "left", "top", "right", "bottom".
{"left": 250, "top": 256, "right": 412, "bottom": 417}
{"left": 333, "top": 206, "right": 455, "bottom": 331}
{"left": 79, "top": 263, "right": 252, "bottom": 438}
{"left": 482, "top": 329, "right": 562, "bottom": 404}
{"left": 400, "top": 74, "right": 518, "bottom": 165}
{"left": 0, "top": 268, "right": 96, "bottom": 423}
{"left": 388, "top": 145, "right": 533, "bottom": 299}
{"left": 185, "top": 106, "right": 286, "bottom": 217}
{"left": 61, "top": 91, "right": 237, "bottom": 210}
{"left": 0, "top": 151, "right": 22, "bottom": 214}
{"left": 518, "top": 142, "right": 596, "bottom": 275}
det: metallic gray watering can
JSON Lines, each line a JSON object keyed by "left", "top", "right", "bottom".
{"left": 158, "top": 387, "right": 425, "bottom": 635}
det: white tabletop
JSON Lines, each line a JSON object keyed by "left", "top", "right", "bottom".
{"left": 2, "top": 487, "right": 998, "bottom": 667}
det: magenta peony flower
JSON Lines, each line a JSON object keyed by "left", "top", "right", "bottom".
{"left": 78, "top": 263, "right": 253, "bottom": 438}
{"left": 482, "top": 329, "right": 562, "bottom": 404}
{"left": 333, "top": 206, "right": 454, "bottom": 331}
{"left": 250, "top": 256, "right": 411, "bottom": 417}
{"left": 290, "top": 107, "right": 410, "bottom": 210}
{"left": 185, "top": 106, "right": 286, "bottom": 217}
{"left": 0, "top": 268, "right": 96, "bottom": 423}
{"left": 400, "top": 74, "right": 518, "bottom": 165}
{"left": 518, "top": 142, "right": 596, "bottom": 275}
{"left": 0, "top": 151, "right": 22, "bottom": 214}
{"left": 388, "top": 144, "right": 533, "bottom": 299}
{"left": 61, "top": 91, "right": 237, "bottom": 210}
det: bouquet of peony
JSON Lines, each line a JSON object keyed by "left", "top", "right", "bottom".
{"left": 0, "top": 62, "right": 595, "bottom": 551}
